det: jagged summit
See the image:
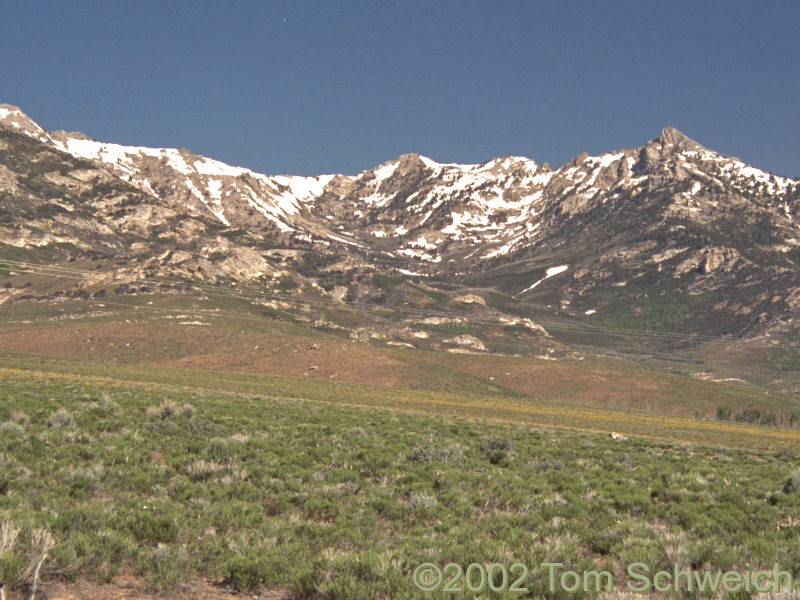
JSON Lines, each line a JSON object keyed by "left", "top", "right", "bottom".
{"left": 1, "top": 102, "right": 795, "bottom": 249}
{"left": 0, "top": 104, "right": 48, "bottom": 139}
{"left": 648, "top": 126, "right": 704, "bottom": 151}
{"left": 634, "top": 126, "right": 707, "bottom": 170}
{"left": 659, "top": 125, "right": 693, "bottom": 144}
{"left": 48, "top": 130, "right": 93, "bottom": 143}
{"left": 650, "top": 127, "right": 706, "bottom": 152}
{"left": 0, "top": 103, "right": 24, "bottom": 114}
{"left": 393, "top": 152, "right": 431, "bottom": 171}
{"left": 2, "top": 102, "right": 800, "bottom": 346}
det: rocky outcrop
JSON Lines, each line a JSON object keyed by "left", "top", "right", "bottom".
{"left": 444, "top": 335, "right": 487, "bottom": 352}
{"left": 2, "top": 104, "right": 800, "bottom": 341}
{"left": 674, "top": 247, "right": 741, "bottom": 276}
{"left": 699, "top": 247, "right": 740, "bottom": 274}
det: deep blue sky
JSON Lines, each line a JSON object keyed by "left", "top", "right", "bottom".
{"left": 1, "top": 1, "right": 798, "bottom": 177}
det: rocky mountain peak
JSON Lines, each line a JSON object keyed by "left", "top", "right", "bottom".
{"left": 393, "top": 153, "right": 431, "bottom": 173}
{"left": 3, "top": 102, "right": 800, "bottom": 349}
{"left": 638, "top": 126, "right": 705, "bottom": 170}
{"left": 658, "top": 125, "right": 691, "bottom": 144}
{"left": 0, "top": 104, "right": 48, "bottom": 139}
{"left": 48, "top": 130, "right": 93, "bottom": 143}
{"left": 0, "top": 103, "right": 26, "bottom": 119}
{"left": 650, "top": 126, "right": 704, "bottom": 153}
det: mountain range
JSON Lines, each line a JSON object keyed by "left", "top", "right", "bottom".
{"left": 2, "top": 103, "right": 800, "bottom": 387}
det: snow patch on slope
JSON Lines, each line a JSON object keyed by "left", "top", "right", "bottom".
{"left": 193, "top": 157, "right": 251, "bottom": 177}
{"left": 371, "top": 161, "right": 398, "bottom": 190}
{"left": 207, "top": 179, "right": 223, "bottom": 201}
{"left": 518, "top": 265, "right": 569, "bottom": 295}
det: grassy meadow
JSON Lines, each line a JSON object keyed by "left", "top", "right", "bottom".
{"left": 1, "top": 359, "right": 800, "bottom": 598}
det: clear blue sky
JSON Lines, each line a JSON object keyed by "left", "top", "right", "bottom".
{"left": 1, "top": 1, "right": 798, "bottom": 177}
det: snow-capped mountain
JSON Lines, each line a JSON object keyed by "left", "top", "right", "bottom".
{"left": 7, "top": 103, "right": 796, "bottom": 271}
{"left": 2, "top": 102, "right": 800, "bottom": 346}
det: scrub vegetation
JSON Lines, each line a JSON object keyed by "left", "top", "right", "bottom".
{"left": 1, "top": 362, "right": 799, "bottom": 598}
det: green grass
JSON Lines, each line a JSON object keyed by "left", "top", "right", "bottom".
{"left": 1, "top": 365, "right": 800, "bottom": 598}
{"left": 2, "top": 352, "right": 800, "bottom": 450}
